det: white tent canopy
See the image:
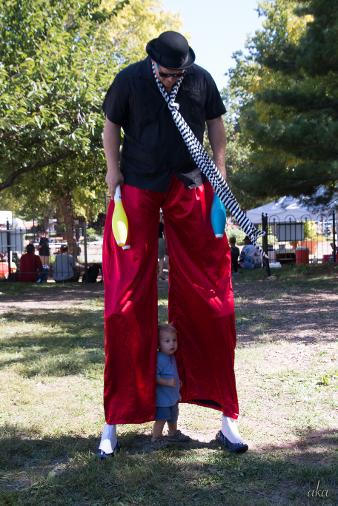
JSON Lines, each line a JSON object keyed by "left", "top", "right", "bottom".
{"left": 246, "top": 196, "right": 329, "bottom": 224}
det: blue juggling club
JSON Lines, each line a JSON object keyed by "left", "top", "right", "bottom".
{"left": 211, "top": 193, "right": 227, "bottom": 238}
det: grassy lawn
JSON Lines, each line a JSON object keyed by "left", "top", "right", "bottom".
{"left": 0, "top": 265, "right": 337, "bottom": 505}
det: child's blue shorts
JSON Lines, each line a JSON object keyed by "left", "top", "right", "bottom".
{"left": 155, "top": 403, "right": 179, "bottom": 422}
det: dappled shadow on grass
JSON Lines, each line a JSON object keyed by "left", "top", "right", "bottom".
{"left": 0, "top": 308, "right": 104, "bottom": 377}
{"left": 234, "top": 282, "right": 337, "bottom": 346}
{"left": 1, "top": 347, "right": 103, "bottom": 377}
{"left": 0, "top": 424, "right": 336, "bottom": 506}
{"left": 234, "top": 263, "right": 338, "bottom": 284}
{"left": 259, "top": 428, "right": 337, "bottom": 467}
{"left": 233, "top": 268, "right": 338, "bottom": 304}
{"left": 2, "top": 307, "right": 104, "bottom": 334}
{"left": 116, "top": 429, "right": 217, "bottom": 455}
{"left": 0, "top": 282, "right": 103, "bottom": 304}
{"left": 235, "top": 301, "right": 337, "bottom": 347}
{"left": 158, "top": 303, "right": 168, "bottom": 323}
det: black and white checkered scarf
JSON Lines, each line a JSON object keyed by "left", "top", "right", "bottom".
{"left": 152, "top": 62, "right": 265, "bottom": 251}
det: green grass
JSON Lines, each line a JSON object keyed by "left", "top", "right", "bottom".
{"left": 0, "top": 266, "right": 337, "bottom": 505}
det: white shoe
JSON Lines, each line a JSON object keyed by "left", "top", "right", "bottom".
{"left": 98, "top": 424, "right": 118, "bottom": 455}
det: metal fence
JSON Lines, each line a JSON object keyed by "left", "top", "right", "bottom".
{"left": 1, "top": 209, "right": 336, "bottom": 281}
{"left": 261, "top": 210, "right": 337, "bottom": 265}
{"left": 0, "top": 218, "right": 103, "bottom": 282}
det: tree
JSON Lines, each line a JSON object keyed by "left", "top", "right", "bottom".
{"left": 228, "top": 0, "right": 338, "bottom": 206}
{"left": 221, "top": 89, "right": 258, "bottom": 209}
{"left": 0, "top": 0, "right": 180, "bottom": 250}
{"left": 0, "top": 0, "right": 130, "bottom": 190}
{"left": 0, "top": 0, "right": 179, "bottom": 190}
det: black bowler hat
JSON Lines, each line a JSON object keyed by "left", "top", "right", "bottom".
{"left": 146, "top": 31, "right": 195, "bottom": 69}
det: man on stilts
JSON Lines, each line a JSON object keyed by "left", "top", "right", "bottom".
{"left": 99, "top": 31, "right": 249, "bottom": 457}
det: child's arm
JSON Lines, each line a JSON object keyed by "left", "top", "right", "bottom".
{"left": 157, "top": 376, "right": 176, "bottom": 387}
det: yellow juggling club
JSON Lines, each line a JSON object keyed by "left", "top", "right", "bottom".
{"left": 112, "top": 185, "right": 130, "bottom": 250}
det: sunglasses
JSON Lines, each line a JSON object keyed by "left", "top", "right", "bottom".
{"left": 158, "top": 70, "right": 185, "bottom": 79}
{"left": 155, "top": 64, "right": 185, "bottom": 79}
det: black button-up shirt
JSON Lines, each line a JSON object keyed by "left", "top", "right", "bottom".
{"left": 103, "top": 57, "right": 226, "bottom": 191}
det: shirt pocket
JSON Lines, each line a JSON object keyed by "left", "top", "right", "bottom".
{"left": 180, "top": 89, "right": 205, "bottom": 122}
{"left": 134, "top": 92, "right": 163, "bottom": 128}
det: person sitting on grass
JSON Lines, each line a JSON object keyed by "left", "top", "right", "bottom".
{"left": 152, "top": 323, "right": 190, "bottom": 446}
{"left": 53, "top": 245, "right": 80, "bottom": 283}
{"left": 18, "top": 243, "right": 43, "bottom": 282}
{"left": 239, "top": 236, "right": 262, "bottom": 270}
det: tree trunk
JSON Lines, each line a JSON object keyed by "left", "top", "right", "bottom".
{"left": 56, "top": 193, "right": 78, "bottom": 256}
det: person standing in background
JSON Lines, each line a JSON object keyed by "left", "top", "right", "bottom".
{"left": 158, "top": 212, "right": 167, "bottom": 280}
{"left": 229, "top": 236, "right": 240, "bottom": 274}
{"left": 38, "top": 233, "right": 50, "bottom": 266}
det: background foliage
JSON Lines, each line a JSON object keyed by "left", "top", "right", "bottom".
{"left": 227, "top": 0, "right": 338, "bottom": 207}
{"left": 1, "top": 0, "right": 336, "bottom": 232}
{"left": 0, "top": 0, "right": 179, "bottom": 238}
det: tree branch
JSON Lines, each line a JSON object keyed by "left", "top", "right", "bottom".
{"left": 0, "top": 151, "right": 75, "bottom": 191}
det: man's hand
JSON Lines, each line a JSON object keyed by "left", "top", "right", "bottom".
{"left": 167, "top": 377, "right": 176, "bottom": 387}
{"left": 156, "top": 376, "right": 176, "bottom": 387}
{"left": 105, "top": 169, "right": 124, "bottom": 198}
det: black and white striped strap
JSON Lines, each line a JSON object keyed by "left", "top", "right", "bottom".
{"left": 152, "top": 61, "right": 265, "bottom": 252}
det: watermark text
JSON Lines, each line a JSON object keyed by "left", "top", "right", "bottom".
{"left": 307, "top": 481, "right": 329, "bottom": 498}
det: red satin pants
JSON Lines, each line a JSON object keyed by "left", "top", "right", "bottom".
{"left": 102, "top": 178, "right": 239, "bottom": 424}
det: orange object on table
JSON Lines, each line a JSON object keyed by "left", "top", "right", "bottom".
{"left": 0, "top": 262, "right": 9, "bottom": 279}
{"left": 0, "top": 261, "right": 17, "bottom": 279}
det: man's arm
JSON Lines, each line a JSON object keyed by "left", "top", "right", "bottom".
{"left": 206, "top": 116, "right": 227, "bottom": 180}
{"left": 157, "top": 376, "right": 176, "bottom": 387}
{"left": 103, "top": 118, "right": 124, "bottom": 197}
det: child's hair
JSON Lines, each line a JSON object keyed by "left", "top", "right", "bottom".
{"left": 229, "top": 236, "right": 236, "bottom": 245}
{"left": 158, "top": 322, "right": 176, "bottom": 338}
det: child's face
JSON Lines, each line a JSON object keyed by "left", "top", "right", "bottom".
{"left": 159, "top": 330, "right": 177, "bottom": 355}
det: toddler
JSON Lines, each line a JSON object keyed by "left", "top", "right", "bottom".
{"left": 152, "top": 323, "right": 190, "bottom": 444}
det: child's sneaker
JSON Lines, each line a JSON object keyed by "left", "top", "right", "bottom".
{"left": 167, "top": 430, "right": 191, "bottom": 443}
{"left": 150, "top": 437, "right": 169, "bottom": 450}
